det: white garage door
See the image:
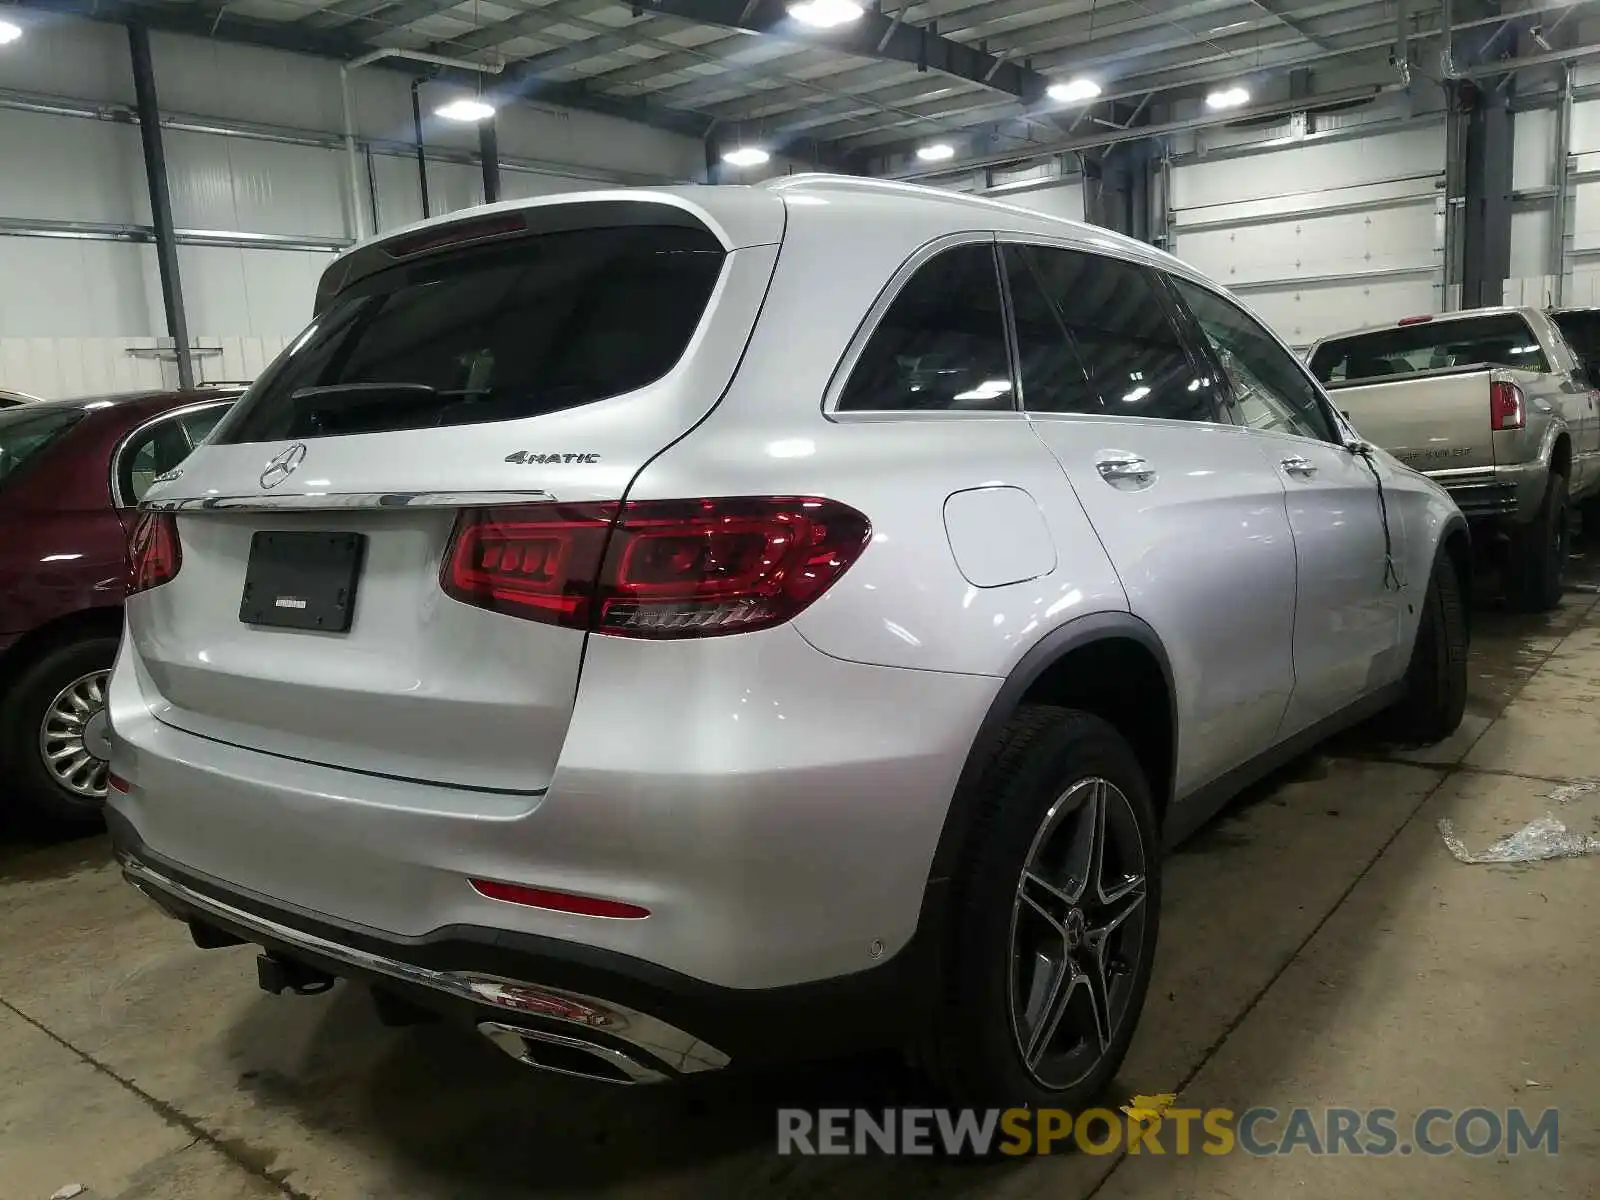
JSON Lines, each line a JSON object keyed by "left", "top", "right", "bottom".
{"left": 1169, "top": 122, "right": 1446, "bottom": 350}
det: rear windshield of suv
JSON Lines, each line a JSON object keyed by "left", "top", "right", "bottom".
{"left": 213, "top": 224, "right": 726, "bottom": 443}
{"left": 1308, "top": 313, "right": 1549, "bottom": 385}
{"left": 0, "top": 404, "right": 83, "bottom": 488}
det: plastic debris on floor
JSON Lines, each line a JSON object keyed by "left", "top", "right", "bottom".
{"left": 1547, "top": 778, "right": 1600, "bottom": 805}
{"left": 1439, "top": 814, "right": 1600, "bottom": 864}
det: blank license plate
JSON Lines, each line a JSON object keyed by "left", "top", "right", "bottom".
{"left": 239, "top": 531, "right": 366, "bottom": 632}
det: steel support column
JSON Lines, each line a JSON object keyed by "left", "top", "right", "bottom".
{"left": 411, "top": 79, "right": 431, "bottom": 219}
{"left": 127, "top": 21, "right": 193, "bottom": 391}
{"left": 1453, "top": 76, "right": 1516, "bottom": 308}
{"left": 479, "top": 114, "right": 500, "bottom": 204}
{"left": 1552, "top": 66, "right": 1574, "bottom": 303}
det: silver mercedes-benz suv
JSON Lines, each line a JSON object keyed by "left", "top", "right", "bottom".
{"left": 108, "top": 175, "right": 1469, "bottom": 1108}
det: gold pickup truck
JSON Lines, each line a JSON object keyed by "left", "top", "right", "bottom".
{"left": 1307, "top": 307, "right": 1600, "bottom": 611}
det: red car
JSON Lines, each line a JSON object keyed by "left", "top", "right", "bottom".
{"left": 0, "top": 389, "right": 238, "bottom": 826}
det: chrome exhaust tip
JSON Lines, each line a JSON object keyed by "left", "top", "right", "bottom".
{"left": 478, "top": 1021, "right": 671, "bottom": 1085}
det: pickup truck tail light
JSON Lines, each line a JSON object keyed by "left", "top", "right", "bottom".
{"left": 1490, "top": 380, "right": 1525, "bottom": 431}
{"left": 443, "top": 497, "right": 872, "bottom": 638}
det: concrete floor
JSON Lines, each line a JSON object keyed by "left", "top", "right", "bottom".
{"left": 3, "top": 556, "right": 1600, "bottom": 1199}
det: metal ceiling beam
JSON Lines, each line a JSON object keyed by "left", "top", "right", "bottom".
{"left": 420, "top": 2, "right": 978, "bottom": 139}
{"left": 888, "top": 79, "right": 1400, "bottom": 178}
{"left": 816, "top": 0, "right": 1595, "bottom": 151}
{"left": 1246, "top": 0, "right": 1333, "bottom": 50}
{"left": 639, "top": 0, "right": 1383, "bottom": 129}
{"left": 12, "top": 0, "right": 717, "bottom": 141}
{"left": 634, "top": 0, "right": 1054, "bottom": 101}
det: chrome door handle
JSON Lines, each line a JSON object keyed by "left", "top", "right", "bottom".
{"left": 1094, "top": 453, "right": 1157, "bottom": 490}
{"left": 1280, "top": 455, "right": 1317, "bottom": 479}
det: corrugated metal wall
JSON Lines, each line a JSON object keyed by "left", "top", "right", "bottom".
{"left": 0, "top": 14, "right": 702, "bottom": 398}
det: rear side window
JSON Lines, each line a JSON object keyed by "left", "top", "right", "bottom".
{"left": 1309, "top": 314, "right": 1549, "bottom": 384}
{"left": 214, "top": 225, "right": 726, "bottom": 443}
{"left": 0, "top": 405, "right": 82, "bottom": 488}
{"left": 838, "top": 242, "right": 1014, "bottom": 412}
{"left": 1021, "top": 245, "right": 1215, "bottom": 422}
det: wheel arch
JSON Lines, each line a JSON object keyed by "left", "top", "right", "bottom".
{"left": 927, "top": 612, "right": 1178, "bottom": 887}
{"left": 0, "top": 606, "right": 124, "bottom": 701}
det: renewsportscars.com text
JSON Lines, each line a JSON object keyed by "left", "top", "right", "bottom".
{"left": 777, "top": 1106, "right": 1560, "bottom": 1157}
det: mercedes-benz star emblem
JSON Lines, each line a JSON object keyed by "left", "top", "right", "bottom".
{"left": 260, "top": 443, "right": 308, "bottom": 490}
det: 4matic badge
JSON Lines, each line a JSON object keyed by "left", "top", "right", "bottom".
{"left": 505, "top": 451, "right": 601, "bottom": 465}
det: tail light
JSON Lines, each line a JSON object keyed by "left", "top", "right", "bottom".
{"left": 128, "top": 512, "right": 181, "bottom": 594}
{"left": 1491, "top": 380, "right": 1525, "bottom": 431}
{"left": 443, "top": 497, "right": 871, "bottom": 638}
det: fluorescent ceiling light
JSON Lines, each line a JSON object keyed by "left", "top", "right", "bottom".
{"left": 1047, "top": 78, "right": 1101, "bottom": 104}
{"left": 917, "top": 142, "right": 956, "bottom": 162}
{"left": 1205, "top": 86, "right": 1250, "bottom": 110}
{"left": 0, "top": 20, "right": 21, "bottom": 44}
{"left": 722, "top": 146, "right": 771, "bottom": 167}
{"left": 435, "top": 98, "right": 496, "bottom": 122}
{"left": 788, "top": 0, "right": 863, "bottom": 28}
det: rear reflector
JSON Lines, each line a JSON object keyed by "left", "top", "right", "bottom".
{"left": 470, "top": 878, "right": 650, "bottom": 919}
{"left": 128, "top": 512, "right": 181, "bottom": 595}
{"left": 1397, "top": 314, "right": 1434, "bottom": 326}
{"left": 443, "top": 497, "right": 871, "bottom": 639}
{"left": 1491, "top": 380, "right": 1525, "bottom": 431}
{"left": 108, "top": 772, "right": 130, "bottom": 794}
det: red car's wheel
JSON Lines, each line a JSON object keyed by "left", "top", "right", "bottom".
{"left": 1, "top": 633, "right": 117, "bottom": 828}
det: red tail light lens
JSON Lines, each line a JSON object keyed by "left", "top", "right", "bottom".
{"left": 1491, "top": 380, "right": 1525, "bottom": 431}
{"left": 128, "top": 512, "right": 182, "bottom": 594}
{"left": 442, "top": 497, "right": 871, "bottom": 638}
{"left": 442, "top": 503, "right": 616, "bottom": 623}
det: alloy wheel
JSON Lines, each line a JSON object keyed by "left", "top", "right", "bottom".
{"left": 1008, "top": 776, "right": 1149, "bottom": 1090}
{"left": 38, "top": 670, "right": 112, "bottom": 800}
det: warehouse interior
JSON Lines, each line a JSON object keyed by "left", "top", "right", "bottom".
{"left": 4, "top": 0, "right": 1600, "bottom": 1197}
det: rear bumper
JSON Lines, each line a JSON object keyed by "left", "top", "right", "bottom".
{"left": 1430, "top": 462, "right": 1546, "bottom": 522}
{"left": 107, "top": 621, "right": 995, "bottom": 991}
{"left": 110, "top": 813, "right": 937, "bottom": 1076}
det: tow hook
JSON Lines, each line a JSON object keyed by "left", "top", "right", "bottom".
{"left": 256, "top": 952, "right": 335, "bottom": 996}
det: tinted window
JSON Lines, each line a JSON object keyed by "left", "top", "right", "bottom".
{"left": 215, "top": 225, "right": 726, "bottom": 443}
{"left": 0, "top": 405, "right": 82, "bottom": 488}
{"left": 1023, "top": 246, "right": 1213, "bottom": 421}
{"left": 117, "top": 404, "right": 229, "bottom": 506}
{"left": 1308, "top": 313, "right": 1549, "bottom": 384}
{"left": 1171, "top": 278, "right": 1337, "bottom": 443}
{"left": 1002, "top": 246, "right": 1098, "bottom": 415}
{"left": 838, "top": 243, "right": 1014, "bottom": 412}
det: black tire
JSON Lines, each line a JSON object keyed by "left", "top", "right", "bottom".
{"left": 0, "top": 633, "right": 118, "bottom": 829}
{"left": 1505, "top": 471, "right": 1570, "bottom": 612}
{"left": 919, "top": 707, "right": 1161, "bottom": 1111}
{"left": 1389, "top": 553, "right": 1469, "bottom": 745}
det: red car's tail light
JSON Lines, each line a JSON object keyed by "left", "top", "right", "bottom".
{"left": 442, "top": 497, "right": 871, "bottom": 638}
{"left": 128, "top": 512, "right": 181, "bottom": 594}
{"left": 1491, "top": 380, "right": 1525, "bottom": 431}
{"left": 470, "top": 878, "right": 650, "bottom": 919}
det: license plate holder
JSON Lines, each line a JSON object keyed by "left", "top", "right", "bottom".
{"left": 239, "top": 531, "right": 366, "bottom": 632}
